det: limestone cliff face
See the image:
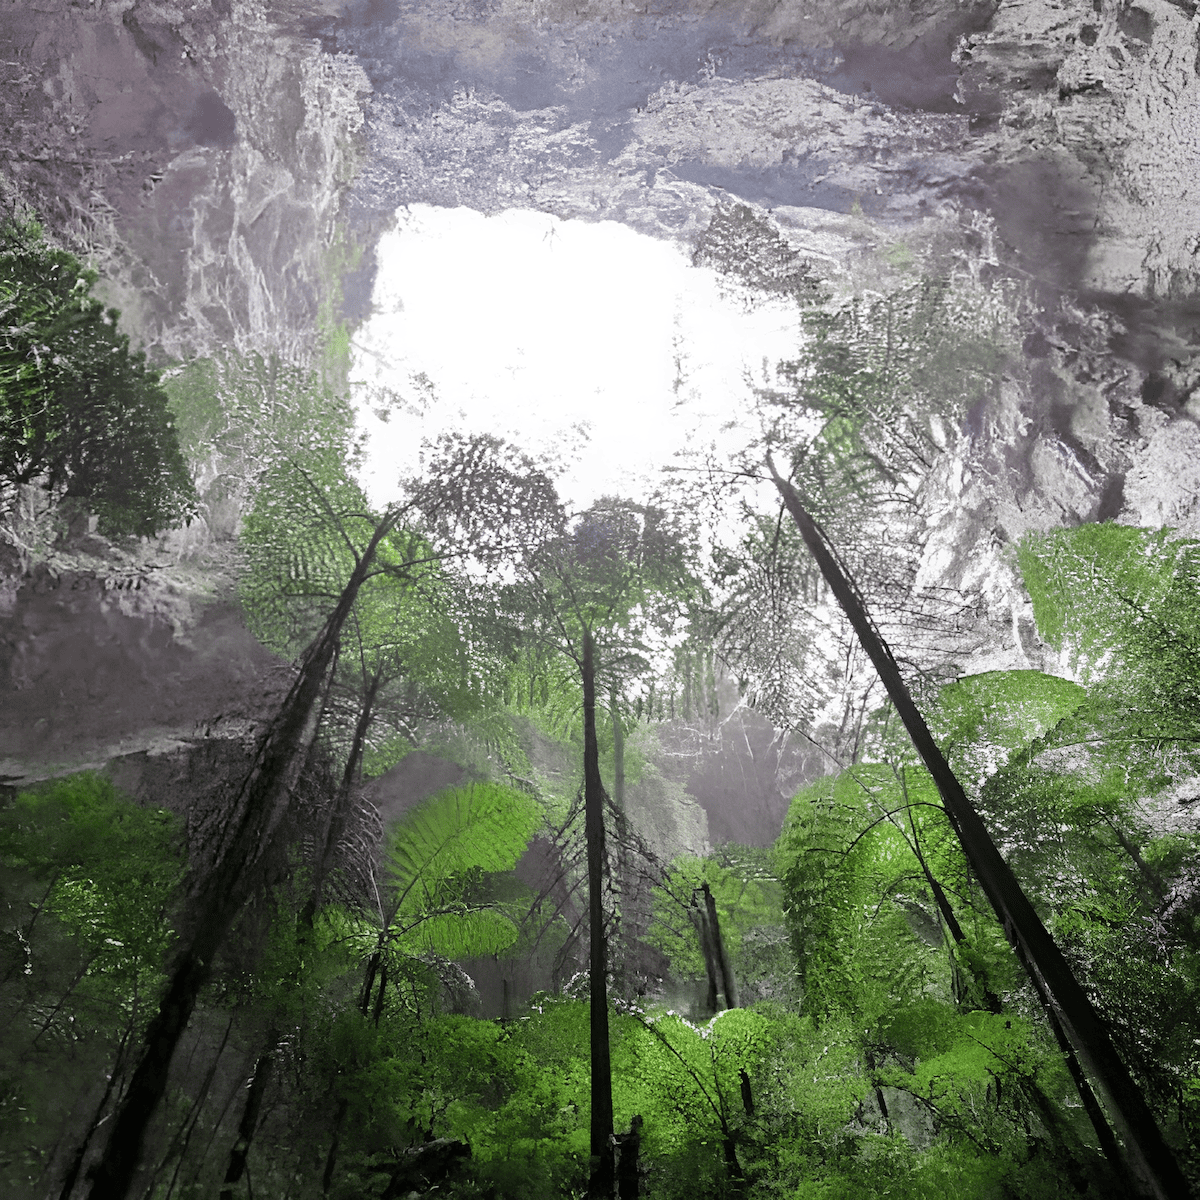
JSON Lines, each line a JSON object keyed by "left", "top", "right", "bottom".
{"left": 2, "top": 0, "right": 369, "bottom": 363}
{"left": 958, "top": 0, "right": 1200, "bottom": 300}
{"left": 0, "top": 538, "right": 285, "bottom": 789}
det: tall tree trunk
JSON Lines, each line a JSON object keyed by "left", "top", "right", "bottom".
{"left": 691, "top": 902, "right": 721, "bottom": 1016}
{"left": 1105, "top": 818, "right": 1166, "bottom": 902}
{"left": 900, "top": 779, "right": 1123, "bottom": 1179}
{"left": 322, "top": 937, "right": 395, "bottom": 1194}
{"left": 84, "top": 512, "right": 403, "bottom": 1200}
{"left": 301, "top": 665, "right": 385, "bottom": 929}
{"left": 56, "top": 1023, "right": 134, "bottom": 1200}
{"left": 768, "top": 463, "right": 1192, "bottom": 1200}
{"left": 584, "top": 632, "right": 615, "bottom": 1198}
{"left": 218, "top": 1045, "right": 276, "bottom": 1200}
{"left": 702, "top": 883, "right": 738, "bottom": 1010}
{"left": 609, "top": 682, "right": 636, "bottom": 988}
{"left": 615, "top": 1115, "right": 643, "bottom": 1200}
{"left": 610, "top": 683, "right": 626, "bottom": 813}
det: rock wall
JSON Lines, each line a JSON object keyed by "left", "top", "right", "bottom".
{"left": 2, "top": 0, "right": 370, "bottom": 364}
{"left": 0, "top": 542, "right": 285, "bottom": 788}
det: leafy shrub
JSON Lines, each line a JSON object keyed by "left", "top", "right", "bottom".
{"left": 0, "top": 218, "right": 197, "bottom": 537}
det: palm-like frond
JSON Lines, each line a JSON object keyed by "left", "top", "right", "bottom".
{"left": 387, "top": 782, "right": 540, "bottom": 916}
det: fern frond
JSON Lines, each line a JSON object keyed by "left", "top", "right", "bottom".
{"left": 386, "top": 782, "right": 540, "bottom": 915}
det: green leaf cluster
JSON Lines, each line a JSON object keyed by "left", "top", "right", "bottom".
{"left": 0, "top": 218, "right": 197, "bottom": 536}
{"left": 386, "top": 782, "right": 541, "bottom": 959}
{"left": 692, "top": 203, "right": 827, "bottom": 308}
{"left": 648, "top": 848, "right": 790, "bottom": 1000}
{"left": 0, "top": 773, "right": 185, "bottom": 1190}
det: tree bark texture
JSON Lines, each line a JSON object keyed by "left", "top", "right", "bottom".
{"left": 769, "top": 463, "right": 1192, "bottom": 1200}
{"left": 218, "top": 1047, "right": 276, "bottom": 1200}
{"left": 584, "top": 632, "right": 615, "bottom": 1197}
{"left": 84, "top": 513, "right": 402, "bottom": 1200}
{"left": 615, "top": 1115, "right": 643, "bottom": 1200}
{"left": 702, "top": 883, "right": 739, "bottom": 1010}
{"left": 692, "top": 902, "right": 721, "bottom": 1016}
{"left": 310, "top": 666, "right": 384, "bottom": 907}
{"left": 903, "top": 784, "right": 1121, "bottom": 1177}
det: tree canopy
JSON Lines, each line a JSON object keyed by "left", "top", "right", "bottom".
{"left": 3, "top": 210, "right": 1199, "bottom": 1199}
{"left": 0, "top": 219, "right": 197, "bottom": 537}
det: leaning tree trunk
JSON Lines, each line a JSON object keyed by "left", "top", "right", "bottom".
{"left": 225, "top": 663, "right": 380, "bottom": 1199}
{"left": 82, "top": 511, "right": 402, "bottom": 1200}
{"left": 768, "top": 462, "right": 1192, "bottom": 1200}
{"left": 301, "top": 664, "right": 385, "bottom": 929}
{"left": 218, "top": 1044, "right": 276, "bottom": 1200}
{"left": 583, "top": 631, "right": 615, "bottom": 1198}
{"left": 691, "top": 900, "right": 721, "bottom": 1016}
{"left": 899, "top": 779, "right": 1126, "bottom": 1183}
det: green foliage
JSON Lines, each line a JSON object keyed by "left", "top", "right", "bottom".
{"left": 778, "top": 765, "right": 963, "bottom": 1023}
{"left": 0, "top": 772, "right": 184, "bottom": 1008}
{"left": 720, "top": 275, "right": 1018, "bottom": 741}
{"left": 648, "top": 848, "right": 791, "bottom": 1002}
{"left": 387, "top": 783, "right": 541, "bottom": 959}
{"left": 692, "top": 203, "right": 827, "bottom": 308}
{"left": 770, "top": 652, "right": 1135, "bottom": 1196}
{"left": 0, "top": 773, "right": 185, "bottom": 1193}
{"left": 1017, "top": 526, "right": 1200, "bottom": 785}
{"left": 618, "top": 1006, "right": 772, "bottom": 1145}
{"left": 1018, "top": 524, "right": 1198, "bottom": 681}
{"left": 240, "top": 451, "right": 515, "bottom": 781}
{"left": 771, "top": 276, "right": 1016, "bottom": 516}
{"left": 160, "top": 349, "right": 358, "bottom": 479}
{"left": 0, "top": 218, "right": 197, "bottom": 535}
{"left": 931, "top": 671, "right": 1086, "bottom": 770}
{"left": 238, "top": 453, "right": 375, "bottom": 653}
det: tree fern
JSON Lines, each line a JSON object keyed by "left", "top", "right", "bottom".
{"left": 386, "top": 783, "right": 541, "bottom": 959}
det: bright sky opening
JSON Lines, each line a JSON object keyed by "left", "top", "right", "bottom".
{"left": 349, "top": 205, "right": 805, "bottom": 513}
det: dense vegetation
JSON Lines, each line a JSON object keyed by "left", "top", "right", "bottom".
{"left": 1, "top": 209, "right": 1198, "bottom": 1199}
{"left": 0, "top": 219, "right": 196, "bottom": 538}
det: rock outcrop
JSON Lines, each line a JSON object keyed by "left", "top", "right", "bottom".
{"left": 2, "top": 0, "right": 370, "bottom": 363}
{"left": 0, "top": 537, "right": 284, "bottom": 789}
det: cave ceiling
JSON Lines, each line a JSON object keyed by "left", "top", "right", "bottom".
{"left": 4, "top": 0, "right": 1198, "bottom": 369}
{"left": 3, "top": 0, "right": 1200, "bottom": 822}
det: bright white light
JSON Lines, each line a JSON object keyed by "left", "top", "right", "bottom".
{"left": 349, "top": 205, "right": 803, "bottom": 513}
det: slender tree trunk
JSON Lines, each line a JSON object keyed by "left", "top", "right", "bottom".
{"left": 301, "top": 666, "right": 385, "bottom": 929}
{"left": 324, "top": 933, "right": 392, "bottom": 1192}
{"left": 321, "top": 1109, "right": 345, "bottom": 1197}
{"left": 769, "top": 463, "right": 1192, "bottom": 1200}
{"left": 84, "top": 513, "right": 403, "bottom": 1200}
{"left": 218, "top": 1045, "right": 276, "bottom": 1200}
{"left": 609, "top": 682, "right": 633, "bottom": 985}
{"left": 610, "top": 683, "right": 626, "bottom": 813}
{"left": 1105, "top": 818, "right": 1166, "bottom": 902}
{"left": 702, "top": 883, "right": 738, "bottom": 1009}
{"left": 371, "top": 958, "right": 389, "bottom": 1027}
{"left": 897, "top": 793, "right": 995, "bottom": 1010}
{"left": 900, "top": 782, "right": 1122, "bottom": 1177}
{"left": 56, "top": 1023, "right": 134, "bottom": 1200}
{"left": 615, "top": 1115, "right": 643, "bottom": 1200}
{"left": 692, "top": 902, "right": 721, "bottom": 1015}
{"left": 584, "top": 632, "right": 615, "bottom": 1198}
{"left": 134, "top": 1014, "right": 236, "bottom": 1200}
